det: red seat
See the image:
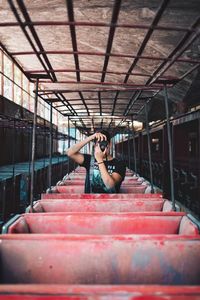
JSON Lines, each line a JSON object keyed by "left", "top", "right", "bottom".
{"left": 0, "top": 235, "right": 200, "bottom": 284}
{"left": 27, "top": 199, "right": 172, "bottom": 213}
{"left": 41, "top": 193, "right": 163, "bottom": 200}
{"left": 1, "top": 285, "right": 200, "bottom": 299}
{"left": 4, "top": 212, "right": 199, "bottom": 235}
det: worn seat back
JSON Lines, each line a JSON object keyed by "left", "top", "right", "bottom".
{"left": 26, "top": 199, "right": 169, "bottom": 213}
{"left": 41, "top": 193, "right": 163, "bottom": 200}
{"left": 0, "top": 235, "right": 200, "bottom": 284}
{"left": 4, "top": 212, "right": 199, "bottom": 235}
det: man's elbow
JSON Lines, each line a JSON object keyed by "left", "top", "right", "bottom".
{"left": 105, "top": 179, "right": 116, "bottom": 190}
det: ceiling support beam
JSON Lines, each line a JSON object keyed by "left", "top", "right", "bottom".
{"left": 124, "top": 0, "right": 170, "bottom": 83}
{"left": 101, "top": 0, "right": 121, "bottom": 82}
{"left": 148, "top": 17, "right": 200, "bottom": 85}
{"left": 8, "top": 0, "right": 56, "bottom": 82}
{"left": 1, "top": 21, "right": 196, "bottom": 32}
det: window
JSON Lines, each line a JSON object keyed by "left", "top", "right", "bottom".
{"left": 22, "top": 74, "right": 30, "bottom": 109}
{"left": 3, "top": 54, "right": 13, "bottom": 100}
{"left": 14, "top": 65, "right": 22, "bottom": 105}
{"left": 1, "top": 50, "right": 60, "bottom": 128}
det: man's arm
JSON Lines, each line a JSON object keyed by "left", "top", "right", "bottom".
{"left": 94, "top": 144, "right": 122, "bottom": 189}
{"left": 66, "top": 132, "right": 106, "bottom": 165}
{"left": 98, "top": 163, "right": 122, "bottom": 189}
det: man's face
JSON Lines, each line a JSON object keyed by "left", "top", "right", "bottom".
{"left": 94, "top": 140, "right": 110, "bottom": 157}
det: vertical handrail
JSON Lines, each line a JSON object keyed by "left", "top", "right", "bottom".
{"left": 28, "top": 124, "right": 32, "bottom": 204}
{"left": 12, "top": 119, "right": 16, "bottom": 209}
{"left": 2, "top": 181, "right": 6, "bottom": 222}
{"left": 67, "top": 116, "right": 70, "bottom": 174}
{"left": 112, "top": 134, "right": 115, "bottom": 157}
{"left": 74, "top": 121, "right": 77, "bottom": 171}
{"left": 57, "top": 129, "right": 59, "bottom": 164}
{"left": 61, "top": 136, "right": 65, "bottom": 178}
{"left": 30, "top": 78, "right": 39, "bottom": 212}
{"left": 43, "top": 127, "right": 46, "bottom": 169}
{"left": 48, "top": 102, "right": 53, "bottom": 191}
{"left": 132, "top": 118, "right": 137, "bottom": 174}
{"left": 145, "top": 103, "right": 154, "bottom": 193}
{"left": 121, "top": 132, "right": 124, "bottom": 161}
{"left": 164, "top": 86, "right": 176, "bottom": 211}
{"left": 118, "top": 133, "right": 120, "bottom": 158}
{"left": 127, "top": 122, "right": 131, "bottom": 169}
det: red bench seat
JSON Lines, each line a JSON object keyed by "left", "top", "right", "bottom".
{"left": 26, "top": 199, "right": 172, "bottom": 213}
{"left": 0, "top": 235, "right": 200, "bottom": 284}
{"left": 3, "top": 212, "right": 199, "bottom": 235}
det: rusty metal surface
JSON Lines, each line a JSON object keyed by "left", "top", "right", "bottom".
{"left": 1, "top": 285, "right": 200, "bottom": 299}
{"left": 0, "top": 1, "right": 200, "bottom": 130}
{"left": 55, "top": 185, "right": 147, "bottom": 193}
{"left": 41, "top": 193, "right": 163, "bottom": 199}
{"left": 7, "top": 212, "right": 191, "bottom": 235}
{"left": 1, "top": 235, "right": 200, "bottom": 284}
{"left": 28, "top": 199, "right": 166, "bottom": 213}
{"left": 1, "top": 285, "right": 200, "bottom": 300}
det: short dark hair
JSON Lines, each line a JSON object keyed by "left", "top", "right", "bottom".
{"left": 97, "top": 130, "right": 111, "bottom": 143}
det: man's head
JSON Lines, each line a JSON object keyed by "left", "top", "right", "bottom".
{"left": 98, "top": 130, "right": 111, "bottom": 143}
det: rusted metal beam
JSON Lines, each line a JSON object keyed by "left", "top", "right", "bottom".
{"left": 79, "top": 91, "right": 90, "bottom": 116}
{"left": 0, "top": 21, "right": 195, "bottom": 32}
{"left": 65, "top": 0, "right": 80, "bottom": 82}
{"left": 57, "top": 93, "right": 77, "bottom": 115}
{"left": 25, "top": 69, "right": 152, "bottom": 77}
{"left": 101, "top": 0, "right": 121, "bottom": 82}
{"left": 148, "top": 17, "right": 200, "bottom": 85}
{"left": 16, "top": 0, "right": 57, "bottom": 82}
{"left": 98, "top": 92, "right": 102, "bottom": 116}
{"left": 179, "top": 63, "right": 200, "bottom": 81}
{"left": 7, "top": 0, "right": 54, "bottom": 81}
{"left": 11, "top": 50, "right": 199, "bottom": 64}
{"left": 124, "top": 91, "right": 142, "bottom": 116}
{"left": 36, "top": 80, "right": 165, "bottom": 87}
{"left": 0, "top": 41, "right": 31, "bottom": 82}
{"left": 37, "top": 87, "right": 161, "bottom": 95}
{"left": 111, "top": 91, "right": 120, "bottom": 115}
{"left": 124, "top": 0, "right": 170, "bottom": 83}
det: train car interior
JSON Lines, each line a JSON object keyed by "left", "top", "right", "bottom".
{"left": 0, "top": 0, "right": 200, "bottom": 299}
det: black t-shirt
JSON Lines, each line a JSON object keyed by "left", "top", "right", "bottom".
{"left": 80, "top": 154, "right": 126, "bottom": 193}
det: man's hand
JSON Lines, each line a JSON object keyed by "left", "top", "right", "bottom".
{"left": 89, "top": 132, "right": 107, "bottom": 142}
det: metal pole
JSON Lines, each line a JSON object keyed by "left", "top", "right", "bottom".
{"left": 28, "top": 125, "right": 32, "bottom": 205}
{"left": 145, "top": 103, "right": 154, "bottom": 193}
{"left": 28, "top": 125, "right": 32, "bottom": 176}
{"left": 43, "top": 129, "right": 46, "bottom": 169}
{"left": 164, "top": 86, "right": 176, "bottom": 211}
{"left": 132, "top": 118, "right": 137, "bottom": 174}
{"left": 61, "top": 135, "right": 65, "bottom": 178}
{"left": 74, "top": 121, "right": 77, "bottom": 171}
{"left": 121, "top": 132, "right": 124, "bottom": 160}
{"left": 67, "top": 116, "right": 70, "bottom": 174}
{"left": 113, "top": 135, "right": 115, "bottom": 157}
{"left": 12, "top": 120, "right": 16, "bottom": 209}
{"left": 57, "top": 129, "right": 59, "bottom": 163}
{"left": 117, "top": 133, "right": 120, "bottom": 158}
{"left": 30, "top": 78, "right": 39, "bottom": 212}
{"left": 127, "top": 122, "right": 131, "bottom": 169}
{"left": 48, "top": 102, "right": 53, "bottom": 190}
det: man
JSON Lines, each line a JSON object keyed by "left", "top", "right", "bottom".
{"left": 66, "top": 130, "right": 126, "bottom": 193}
